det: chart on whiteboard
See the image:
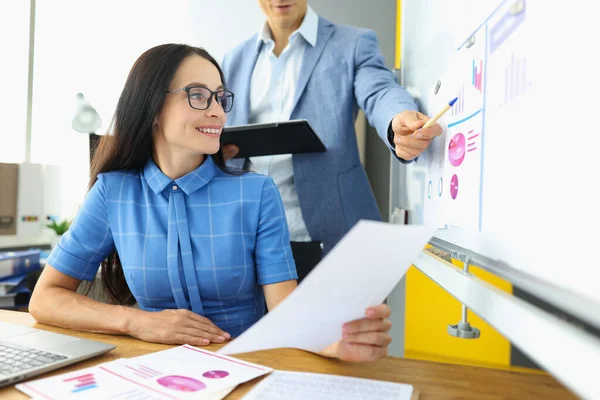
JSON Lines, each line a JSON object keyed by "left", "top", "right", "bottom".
{"left": 423, "top": 28, "right": 486, "bottom": 230}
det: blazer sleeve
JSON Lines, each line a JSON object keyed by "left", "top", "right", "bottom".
{"left": 353, "top": 29, "right": 418, "bottom": 162}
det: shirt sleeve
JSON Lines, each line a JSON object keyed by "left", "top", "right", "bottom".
{"left": 387, "top": 122, "right": 417, "bottom": 164}
{"left": 254, "top": 177, "right": 298, "bottom": 285}
{"left": 46, "top": 174, "right": 115, "bottom": 281}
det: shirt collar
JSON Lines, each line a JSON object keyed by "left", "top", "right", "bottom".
{"left": 255, "top": 6, "right": 319, "bottom": 50}
{"left": 143, "top": 156, "right": 218, "bottom": 196}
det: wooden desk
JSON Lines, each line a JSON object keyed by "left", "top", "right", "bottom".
{"left": 0, "top": 310, "right": 579, "bottom": 399}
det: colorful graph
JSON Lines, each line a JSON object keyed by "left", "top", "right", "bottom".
{"left": 448, "top": 133, "right": 466, "bottom": 167}
{"left": 450, "top": 174, "right": 459, "bottom": 200}
{"left": 63, "top": 373, "right": 98, "bottom": 393}
{"left": 472, "top": 60, "right": 483, "bottom": 92}
{"left": 504, "top": 53, "right": 530, "bottom": 105}
{"left": 451, "top": 85, "right": 465, "bottom": 116}
{"left": 203, "top": 370, "right": 229, "bottom": 379}
{"left": 157, "top": 375, "right": 206, "bottom": 392}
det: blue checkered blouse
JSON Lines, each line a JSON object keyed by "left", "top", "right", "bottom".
{"left": 47, "top": 156, "right": 297, "bottom": 337}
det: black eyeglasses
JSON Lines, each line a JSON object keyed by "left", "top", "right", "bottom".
{"left": 167, "top": 86, "right": 235, "bottom": 113}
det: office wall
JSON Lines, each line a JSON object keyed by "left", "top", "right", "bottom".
{"left": 188, "top": 0, "right": 397, "bottom": 221}
{"left": 187, "top": 0, "right": 264, "bottom": 63}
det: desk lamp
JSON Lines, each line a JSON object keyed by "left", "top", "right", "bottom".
{"left": 71, "top": 93, "right": 102, "bottom": 164}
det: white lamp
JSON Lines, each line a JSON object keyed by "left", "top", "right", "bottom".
{"left": 72, "top": 93, "right": 102, "bottom": 164}
{"left": 72, "top": 93, "right": 101, "bottom": 134}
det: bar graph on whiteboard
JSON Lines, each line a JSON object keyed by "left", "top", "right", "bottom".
{"left": 451, "top": 84, "right": 465, "bottom": 116}
{"left": 503, "top": 53, "right": 530, "bottom": 105}
{"left": 473, "top": 59, "right": 483, "bottom": 92}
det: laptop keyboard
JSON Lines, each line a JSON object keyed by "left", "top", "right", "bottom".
{"left": 0, "top": 342, "right": 69, "bottom": 376}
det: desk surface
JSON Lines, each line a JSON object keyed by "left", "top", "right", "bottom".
{"left": 0, "top": 310, "right": 578, "bottom": 400}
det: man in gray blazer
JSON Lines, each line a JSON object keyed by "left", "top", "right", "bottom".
{"left": 222, "top": 0, "right": 441, "bottom": 279}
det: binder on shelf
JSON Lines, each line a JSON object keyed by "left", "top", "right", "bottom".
{"left": 0, "top": 249, "right": 41, "bottom": 279}
{"left": 0, "top": 270, "right": 39, "bottom": 309}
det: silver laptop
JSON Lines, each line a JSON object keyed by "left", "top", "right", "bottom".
{"left": 0, "top": 321, "right": 116, "bottom": 387}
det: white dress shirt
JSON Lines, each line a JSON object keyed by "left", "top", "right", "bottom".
{"left": 248, "top": 6, "right": 319, "bottom": 242}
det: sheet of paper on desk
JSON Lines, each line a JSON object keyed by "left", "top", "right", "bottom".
{"left": 16, "top": 360, "right": 160, "bottom": 400}
{"left": 243, "top": 370, "right": 415, "bottom": 400}
{"left": 219, "top": 221, "right": 436, "bottom": 355}
{"left": 16, "top": 346, "right": 272, "bottom": 399}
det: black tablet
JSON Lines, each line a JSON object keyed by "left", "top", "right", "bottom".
{"left": 221, "top": 119, "right": 326, "bottom": 159}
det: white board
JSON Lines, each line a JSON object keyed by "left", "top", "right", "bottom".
{"left": 399, "top": 0, "right": 600, "bottom": 316}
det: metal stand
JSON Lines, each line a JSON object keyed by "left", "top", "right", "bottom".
{"left": 447, "top": 256, "right": 481, "bottom": 339}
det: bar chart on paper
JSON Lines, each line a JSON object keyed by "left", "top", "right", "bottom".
{"left": 451, "top": 84, "right": 465, "bottom": 116}
{"left": 17, "top": 364, "right": 164, "bottom": 400}
{"left": 473, "top": 59, "right": 483, "bottom": 93}
{"left": 63, "top": 373, "right": 98, "bottom": 393}
{"left": 16, "top": 346, "right": 269, "bottom": 399}
{"left": 439, "top": 33, "right": 486, "bottom": 230}
{"left": 422, "top": 51, "right": 486, "bottom": 230}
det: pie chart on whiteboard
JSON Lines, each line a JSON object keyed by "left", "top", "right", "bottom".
{"left": 448, "top": 132, "right": 465, "bottom": 167}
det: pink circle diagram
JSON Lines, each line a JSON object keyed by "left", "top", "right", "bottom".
{"left": 157, "top": 375, "right": 206, "bottom": 392}
{"left": 450, "top": 174, "right": 459, "bottom": 199}
{"left": 448, "top": 133, "right": 466, "bottom": 167}
{"left": 202, "top": 370, "right": 229, "bottom": 379}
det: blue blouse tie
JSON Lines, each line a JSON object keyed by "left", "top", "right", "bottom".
{"left": 167, "top": 185, "right": 204, "bottom": 314}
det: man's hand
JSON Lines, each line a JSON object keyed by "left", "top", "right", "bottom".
{"left": 391, "top": 110, "right": 443, "bottom": 161}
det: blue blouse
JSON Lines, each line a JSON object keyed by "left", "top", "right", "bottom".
{"left": 47, "top": 156, "right": 297, "bottom": 337}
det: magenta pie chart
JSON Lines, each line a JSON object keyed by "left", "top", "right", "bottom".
{"left": 157, "top": 375, "right": 206, "bottom": 392}
{"left": 203, "top": 370, "right": 229, "bottom": 379}
{"left": 450, "top": 174, "right": 459, "bottom": 199}
{"left": 448, "top": 133, "right": 466, "bottom": 167}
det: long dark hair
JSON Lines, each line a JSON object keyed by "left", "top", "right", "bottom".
{"left": 88, "top": 44, "right": 239, "bottom": 305}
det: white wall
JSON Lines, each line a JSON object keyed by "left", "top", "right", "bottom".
{"left": 187, "top": 0, "right": 265, "bottom": 64}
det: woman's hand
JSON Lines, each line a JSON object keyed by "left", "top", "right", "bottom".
{"left": 126, "top": 309, "right": 231, "bottom": 346}
{"left": 322, "top": 304, "right": 392, "bottom": 363}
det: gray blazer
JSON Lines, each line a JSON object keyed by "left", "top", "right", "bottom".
{"left": 222, "top": 16, "right": 417, "bottom": 254}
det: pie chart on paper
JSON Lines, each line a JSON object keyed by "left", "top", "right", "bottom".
{"left": 450, "top": 174, "right": 459, "bottom": 200}
{"left": 448, "top": 133, "right": 466, "bottom": 167}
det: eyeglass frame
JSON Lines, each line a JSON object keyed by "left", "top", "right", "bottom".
{"left": 166, "top": 86, "right": 235, "bottom": 113}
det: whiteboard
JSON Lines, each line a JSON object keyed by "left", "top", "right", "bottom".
{"left": 399, "top": 0, "right": 600, "bottom": 316}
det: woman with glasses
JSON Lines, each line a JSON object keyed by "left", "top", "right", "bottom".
{"left": 29, "top": 44, "right": 392, "bottom": 363}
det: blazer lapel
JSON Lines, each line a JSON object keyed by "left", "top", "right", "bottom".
{"left": 226, "top": 39, "right": 262, "bottom": 170}
{"left": 290, "top": 18, "right": 335, "bottom": 114}
{"left": 235, "top": 39, "right": 263, "bottom": 125}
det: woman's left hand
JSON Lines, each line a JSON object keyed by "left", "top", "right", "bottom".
{"left": 322, "top": 304, "right": 392, "bottom": 363}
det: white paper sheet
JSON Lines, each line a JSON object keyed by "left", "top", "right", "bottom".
{"left": 242, "top": 370, "right": 414, "bottom": 400}
{"left": 440, "top": 28, "right": 486, "bottom": 231}
{"left": 422, "top": 78, "right": 450, "bottom": 229}
{"left": 219, "top": 221, "right": 435, "bottom": 355}
{"left": 16, "top": 346, "right": 271, "bottom": 399}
